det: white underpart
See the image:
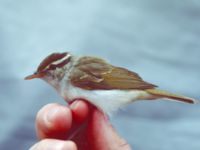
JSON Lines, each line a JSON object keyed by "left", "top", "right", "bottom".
{"left": 59, "top": 81, "right": 150, "bottom": 115}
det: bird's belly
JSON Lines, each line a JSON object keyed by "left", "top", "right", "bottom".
{"left": 60, "top": 83, "right": 147, "bottom": 114}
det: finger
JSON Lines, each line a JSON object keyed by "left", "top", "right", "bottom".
{"left": 29, "top": 139, "right": 77, "bottom": 150}
{"left": 70, "top": 100, "right": 89, "bottom": 123}
{"left": 36, "top": 103, "right": 72, "bottom": 139}
{"left": 88, "top": 109, "right": 132, "bottom": 150}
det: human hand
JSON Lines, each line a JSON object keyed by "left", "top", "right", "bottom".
{"left": 29, "top": 100, "right": 131, "bottom": 150}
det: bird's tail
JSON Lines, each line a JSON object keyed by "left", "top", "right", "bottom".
{"left": 145, "top": 89, "right": 197, "bottom": 104}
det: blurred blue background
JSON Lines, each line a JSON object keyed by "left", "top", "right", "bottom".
{"left": 0, "top": 0, "right": 200, "bottom": 149}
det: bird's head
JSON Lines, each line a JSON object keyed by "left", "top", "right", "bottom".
{"left": 25, "top": 52, "right": 72, "bottom": 88}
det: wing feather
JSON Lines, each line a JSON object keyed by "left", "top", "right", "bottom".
{"left": 70, "top": 57, "right": 157, "bottom": 90}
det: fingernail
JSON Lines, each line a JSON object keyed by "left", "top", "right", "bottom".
{"left": 61, "top": 141, "right": 77, "bottom": 150}
{"left": 52, "top": 141, "right": 76, "bottom": 150}
{"left": 70, "top": 101, "right": 79, "bottom": 110}
{"left": 45, "top": 107, "right": 61, "bottom": 124}
{"left": 43, "top": 140, "right": 76, "bottom": 150}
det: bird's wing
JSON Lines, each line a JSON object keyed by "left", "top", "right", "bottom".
{"left": 70, "top": 56, "right": 157, "bottom": 90}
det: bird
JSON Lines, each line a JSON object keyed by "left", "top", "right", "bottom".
{"left": 25, "top": 52, "right": 197, "bottom": 114}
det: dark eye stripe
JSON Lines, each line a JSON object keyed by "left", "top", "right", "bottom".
{"left": 46, "top": 56, "right": 71, "bottom": 71}
{"left": 37, "top": 52, "right": 68, "bottom": 72}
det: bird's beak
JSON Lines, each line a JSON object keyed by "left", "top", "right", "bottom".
{"left": 24, "top": 72, "right": 44, "bottom": 80}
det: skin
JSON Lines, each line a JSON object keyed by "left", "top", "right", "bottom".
{"left": 29, "top": 100, "right": 132, "bottom": 150}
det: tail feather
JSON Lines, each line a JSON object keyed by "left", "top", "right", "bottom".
{"left": 146, "top": 89, "right": 197, "bottom": 104}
